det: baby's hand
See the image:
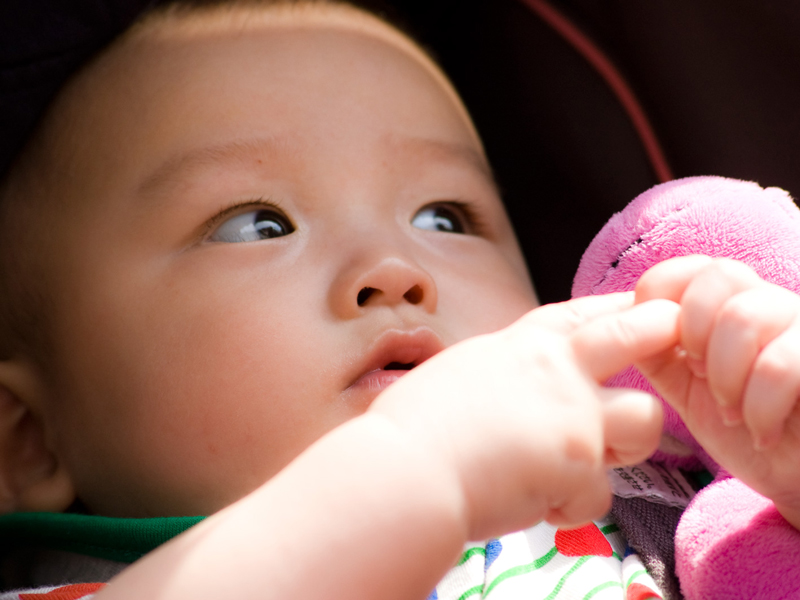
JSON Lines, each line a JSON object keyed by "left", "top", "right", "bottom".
{"left": 636, "top": 256, "right": 800, "bottom": 528}
{"left": 98, "top": 294, "right": 679, "bottom": 600}
{"left": 370, "top": 293, "right": 678, "bottom": 541}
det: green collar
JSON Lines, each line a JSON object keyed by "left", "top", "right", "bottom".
{"left": 0, "top": 512, "right": 205, "bottom": 563}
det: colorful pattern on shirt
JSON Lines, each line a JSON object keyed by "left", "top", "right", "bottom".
{"left": 431, "top": 519, "right": 662, "bottom": 600}
{"left": 1, "top": 520, "right": 661, "bottom": 600}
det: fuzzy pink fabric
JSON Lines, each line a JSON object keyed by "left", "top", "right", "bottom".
{"left": 572, "top": 176, "right": 800, "bottom": 599}
{"left": 676, "top": 479, "right": 800, "bottom": 599}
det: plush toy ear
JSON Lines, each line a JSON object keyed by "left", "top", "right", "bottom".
{"left": 0, "top": 361, "right": 75, "bottom": 513}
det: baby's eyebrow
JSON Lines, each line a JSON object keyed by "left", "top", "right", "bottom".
{"left": 137, "top": 136, "right": 295, "bottom": 198}
{"left": 136, "top": 135, "right": 496, "bottom": 200}
{"left": 397, "top": 136, "right": 495, "bottom": 183}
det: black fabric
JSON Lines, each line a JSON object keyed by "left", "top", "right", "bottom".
{"left": 0, "top": 0, "right": 153, "bottom": 180}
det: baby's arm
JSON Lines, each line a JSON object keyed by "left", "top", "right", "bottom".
{"left": 96, "top": 293, "right": 678, "bottom": 600}
{"left": 636, "top": 256, "right": 800, "bottom": 529}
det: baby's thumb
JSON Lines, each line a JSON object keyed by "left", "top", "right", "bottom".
{"left": 600, "top": 388, "right": 664, "bottom": 467}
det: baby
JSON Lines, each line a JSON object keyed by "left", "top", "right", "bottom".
{"left": 1, "top": 1, "right": 794, "bottom": 599}
{"left": 0, "top": 0, "right": 677, "bottom": 597}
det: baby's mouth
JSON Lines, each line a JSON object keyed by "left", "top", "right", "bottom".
{"left": 348, "top": 361, "right": 417, "bottom": 392}
{"left": 346, "top": 328, "right": 444, "bottom": 395}
{"left": 383, "top": 361, "right": 415, "bottom": 371}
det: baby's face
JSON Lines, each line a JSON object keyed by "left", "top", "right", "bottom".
{"left": 37, "top": 15, "right": 537, "bottom": 516}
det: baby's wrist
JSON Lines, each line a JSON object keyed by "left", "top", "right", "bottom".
{"left": 351, "top": 412, "right": 470, "bottom": 531}
{"left": 365, "top": 392, "right": 477, "bottom": 536}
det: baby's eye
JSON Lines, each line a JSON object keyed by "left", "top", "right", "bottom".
{"left": 209, "top": 208, "right": 294, "bottom": 243}
{"left": 411, "top": 203, "right": 470, "bottom": 234}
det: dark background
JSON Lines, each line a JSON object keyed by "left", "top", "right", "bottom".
{"left": 4, "top": 0, "right": 800, "bottom": 302}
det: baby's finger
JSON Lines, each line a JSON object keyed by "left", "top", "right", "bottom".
{"left": 635, "top": 344, "right": 693, "bottom": 419}
{"left": 523, "top": 292, "right": 634, "bottom": 335}
{"left": 680, "top": 259, "right": 765, "bottom": 362}
{"left": 742, "top": 326, "right": 800, "bottom": 450}
{"left": 599, "top": 388, "right": 663, "bottom": 466}
{"left": 571, "top": 299, "right": 680, "bottom": 382}
{"left": 635, "top": 255, "right": 714, "bottom": 303}
{"left": 705, "top": 286, "right": 800, "bottom": 421}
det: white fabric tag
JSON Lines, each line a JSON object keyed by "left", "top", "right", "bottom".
{"left": 609, "top": 461, "right": 695, "bottom": 509}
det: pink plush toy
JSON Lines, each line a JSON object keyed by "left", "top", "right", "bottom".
{"left": 572, "top": 176, "right": 800, "bottom": 600}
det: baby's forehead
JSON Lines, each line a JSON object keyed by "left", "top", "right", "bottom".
{"left": 119, "top": 2, "right": 462, "bottom": 106}
{"left": 26, "top": 1, "right": 481, "bottom": 209}
{"left": 59, "top": 1, "right": 479, "bottom": 159}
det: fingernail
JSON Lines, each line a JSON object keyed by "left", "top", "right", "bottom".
{"left": 754, "top": 429, "right": 779, "bottom": 451}
{"left": 686, "top": 355, "right": 707, "bottom": 379}
{"left": 719, "top": 406, "right": 742, "bottom": 426}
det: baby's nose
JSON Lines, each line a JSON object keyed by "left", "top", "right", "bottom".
{"left": 330, "top": 255, "right": 438, "bottom": 318}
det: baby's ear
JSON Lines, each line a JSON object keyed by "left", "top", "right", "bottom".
{"left": 0, "top": 361, "right": 75, "bottom": 513}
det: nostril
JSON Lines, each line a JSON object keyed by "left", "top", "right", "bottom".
{"left": 357, "top": 287, "right": 376, "bottom": 306}
{"left": 403, "top": 285, "right": 423, "bottom": 305}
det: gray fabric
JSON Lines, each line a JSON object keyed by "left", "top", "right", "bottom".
{"left": 0, "top": 549, "right": 125, "bottom": 591}
{"left": 610, "top": 495, "right": 684, "bottom": 600}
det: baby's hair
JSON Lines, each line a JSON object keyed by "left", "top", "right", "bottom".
{"left": 0, "top": 0, "right": 470, "bottom": 370}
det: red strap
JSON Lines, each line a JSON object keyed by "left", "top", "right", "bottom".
{"left": 518, "top": 0, "right": 674, "bottom": 184}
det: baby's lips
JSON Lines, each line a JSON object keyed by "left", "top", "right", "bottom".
{"left": 346, "top": 326, "right": 444, "bottom": 390}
